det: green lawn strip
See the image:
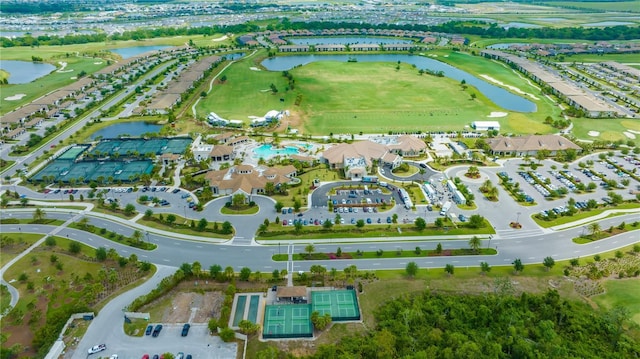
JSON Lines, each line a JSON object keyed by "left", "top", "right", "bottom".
{"left": 533, "top": 202, "right": 640, "bottom": 228}
{"left": 91, "top": 206, "right": 137, "bottom": 220}
{"left": 220, "top": 205, "right": 259, "bottom": 215}
{"left": 0, "top": 218, "right": 64, "bottom": 226}
{"left": 123, "top": 318, "right": 150, "bottom": 337}
{"left": 572, "top": 225, "right": 639, "bottom": 244}
{"left": 0, "top": 233, "right": 44, "bottom": 268}
{"left": 391, "top": 165, "right": 419, "bottom": 177}
{"left": 258, "top": 220, "right": 494, "bottom": 240}
{"left": 0, "top": 159, "right": 15, "bottom": 172}
{"left": 272, "top": 248, "right": 496, "bottom": 261}
{"left": 592, "top": 279, "right": 640, "bottom": 325}
{"left": 67, "top": 223, "right": 157, "bottom": 250}
{"left": 137, "top": 214, "right": 234, "bottom": 239}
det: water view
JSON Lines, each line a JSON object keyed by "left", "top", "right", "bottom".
{"left": 252, "top": 143, "right": 311, "bottom": 159}
{"left": 261, "top": 54, "right": 537, "bottom": 112}
{"left": 582, "top": 21, "right": 633, "bottom": 27}
{"left": 90, "top": 122, "right": 163, "bottom": 140}
{"left": 0, "top": 60, "right": 56, "bottom": 84}
{"left": 287, "top": 36, "right": 413, "bottom": 45}
{"left": 110, "top": 45, "right": 172, "bottom": 59}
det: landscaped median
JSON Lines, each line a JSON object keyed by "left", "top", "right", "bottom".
{"left": 68, "top": 222, "right": 158, "bottom": 250}
{"left": 137, "top": 213, "right": 234, "bottom": 239}
{"left": 272, "top": 247, "right": 497, "bottom": 261}
{"left": 256, "top": 217, "right": 494, "bottom": 240}
{"left": 533, "top": 202, "right": 640, "bottom": 228}
{"left": 573, "top": 221, "right": 640, "bottom": 244}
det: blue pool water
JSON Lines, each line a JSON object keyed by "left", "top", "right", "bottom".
{"left": 253, "top": 144, "right": 311, "bottom": 159}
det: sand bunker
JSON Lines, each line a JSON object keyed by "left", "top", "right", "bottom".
{"left": 249, "top": 67, "right": 261, "bottom": 71}
{"left": 212, "top": 35, "right": 228, "bottom": 42}
{"left": 623, "top": 131, "right": 636, "bottom": 139}
{"left": 57, "top": 62, "right": 73, "bottom": 73}
{"left": 588, "top": 131, "right": 600, "bottom": 137}
{"left": 70, "top": 76, "right": 77, "bottom": 80}
{"left": 4, "top": 94, "right": 26, "bottom": 101}
{"left": 628, "top": 129, "right": 640, "bottom": 135}
{"left": 488, "top": 112, "right": 508, "bottom": 118}
{"left": 480, "top": 74, "right": 540, "bottom": 100}
{"left": 94, "top": 61, "right": 103, "bottom": 65}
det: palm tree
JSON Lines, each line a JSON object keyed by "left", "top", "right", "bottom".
{"left": 305, "top": 244, "right": 315, "bottom": 259}
{"left": 588, "top": 222, "right": 601, "bottom": 236}
{"left": 78, "top": 216, "right": 90, "bottom": 229}
{"left": 224, "top": 266, "right": 235, "bottom": 281}
{"left": 131, "top": 230, "right": 143, "bottom": 243}
{"left": 33, "top": 208, "right": 46, "bottom": 222}
{"left": 468, "top": 236, "right": 481, "bottom": 254}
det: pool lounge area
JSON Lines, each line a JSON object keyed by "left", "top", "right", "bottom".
{"left": 251, "top": 142, "right": 314, "bottom": 160}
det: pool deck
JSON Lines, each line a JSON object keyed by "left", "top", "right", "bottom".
{"left": 229, "top": 292, "right": 265, "bottom": 329}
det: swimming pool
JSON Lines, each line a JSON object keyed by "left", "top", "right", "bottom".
{"left": 252, "top": 143, "right": 312, "bottom": 159}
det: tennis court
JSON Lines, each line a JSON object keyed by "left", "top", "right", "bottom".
{"left": 87, "top": 137, "right": 191, "bottom": 157}
{"left": 311, "top": 290, "right": 360, "bottom": 321}
{"left": 57, "top": 145, "right": 89, "bottom": 160}
{"left": 263, "top": 304, "right": 313, "bottom": 339}
{"left": 31, "top": 159, "right": 153, "bottom": 183}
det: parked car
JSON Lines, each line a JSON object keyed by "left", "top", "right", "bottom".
{"left": 152, "top": 324, "right": 163, "bottom": 337}
{"left": 145, "top": 325, "right": 153, "bottom": 335}
{"left": 88, "top": 344, "right": 107, "bottom": 354}
{"left": 142, "top": 355, "right": 150, "bottom": 359}
{"left": 172, "top": 188, "right": 180, "bottom": 194}
{"left": 181, "top": 323, "right": 190, "bottom": 337}
{"left": 176, "top": 353, "right": 184, "bottom": 359}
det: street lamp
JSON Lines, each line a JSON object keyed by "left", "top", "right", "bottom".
{"left": 145, "top": 231, "right": 150, "bottom": 243}
{"left": 516, "top": 212, "right": 521, "bottom": 225}
{"left": 487, "top": 235, "right": 492, "bottom": 249}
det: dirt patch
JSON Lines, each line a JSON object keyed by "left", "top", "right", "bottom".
{"left": 274, "top": 111, "right": 303, "bottom": 133}
{"left": 158, "top": 291, "right": 225, "bottom": 324}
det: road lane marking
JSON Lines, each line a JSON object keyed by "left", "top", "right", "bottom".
{"left": 163, "top": 259, "right": 170, "bottom": 262}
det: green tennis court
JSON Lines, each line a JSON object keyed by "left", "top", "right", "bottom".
{"left": 311, "top": 290, "right": 360, "bottom": 321}
{"left": 263, "top": 304, "right": 313, "bottom": 339}
{"left": 87, "top": 137, "right": 191, "bottom": 157}
{"left": 57, "top": 145, "right": 89, "bottom": 160}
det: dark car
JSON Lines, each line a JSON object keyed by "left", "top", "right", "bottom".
{"left": 172, "top": 188, "right": 180, "bottom": 194}
{"left": 145, "top": 325, "right": 153, "bottom": 335}
{"left": 181, "top": 323, "right": 190, "bottom": 337}
{"left": 152, "top": 324, "right": 163, "bottom": 337}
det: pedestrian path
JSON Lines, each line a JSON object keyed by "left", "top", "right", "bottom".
{"left": 495, "top": 228, "right": 545, "bottom": 240}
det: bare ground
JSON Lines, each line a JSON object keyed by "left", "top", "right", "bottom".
{"left": 162, "top": 292, "right": 225, "bottom": 323}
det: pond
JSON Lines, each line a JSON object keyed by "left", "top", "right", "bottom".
{"left": 487, "top": 43, "right": 527, "bottom": 49}
{"left": 90, "top": 122, "right": 163, "bottom": 140}
{"left": 110, "top": 45, "right": 172, "bottom": 59}
{"left": 261, "top": 54, "right": 536, "bottom": 112}
{"left": 0, "top": 60, "right": 56, "bottom": 84}
{"left": 582, "top": 21, "right": 633, "bottom": 27}
{"left": 287, "top": 36, "right": 413, "bottom": 45}
{"left": 502, "top": 22, "right": 541, "bottom": 29}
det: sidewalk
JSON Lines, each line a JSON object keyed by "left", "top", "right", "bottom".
{"left": 550, "top": 208, "right": 640, "bottom": 231}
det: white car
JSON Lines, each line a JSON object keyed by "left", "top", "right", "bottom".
{"left": 88, "top": 344, "right": 106, "bottom": 354}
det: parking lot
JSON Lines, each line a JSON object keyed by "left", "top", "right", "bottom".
{"left": 87, "top": 324, "right": 237, "bottom": 359}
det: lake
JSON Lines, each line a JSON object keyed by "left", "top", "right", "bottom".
{"left": 487, "top": 43, "right": 527, "bottom": 49}
{"left": 287, "top": 36, "right": 413, "bottom": 45}
{"left": 582, "top": 21, "right": 633, "bottom": 27}
{"left": 261, "top": 54, "right": 536, "bottom": 112}
{"left": 0, "top": 60, "right": 56, "bottom": 84}
{"left": 110, "top": 46, "right": 172, "bottom": 59}
{"left": 90, "top": 122, "right": 163, "bottom": 140}
{"left": 502, "top": 22, "right": 541, "bottom": 29}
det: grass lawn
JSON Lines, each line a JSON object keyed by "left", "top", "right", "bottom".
{"left": 532, "top": 202, "right": 640, "bottom": 228}
{"left": 391, "top": 164, "right": 419, "bottom": 177}
{"left": 273, "top": 247, "right": 496, "bottom": 261}
{"left": 258, "top": 219, "right": 494, "bottom": 240}
{"left": 199, "top": 49, "right": 557, "bottom": 135}
{"left": 572, "top": 118, "right": 640, "bottom": 146}
{"left": 220, "top": 205, "right": 259, "bottom": 215}
{"left": 547, "top": 0, "right": 640, "bottom": 12}
{"left": 137, "top": 214, "right": 234, "bottom": 239}
{"left": 123, "top": 318, "right": 150, "bottom": 337}
{"left": 592, "top": 279, "right": 640, "bottom": 325}
{"left": 0, "top": 233, "right": 44, "bottom": 268}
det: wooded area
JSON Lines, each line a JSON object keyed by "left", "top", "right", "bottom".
{"left": 257, "top": 289, "right": 640, "bottom": 358}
